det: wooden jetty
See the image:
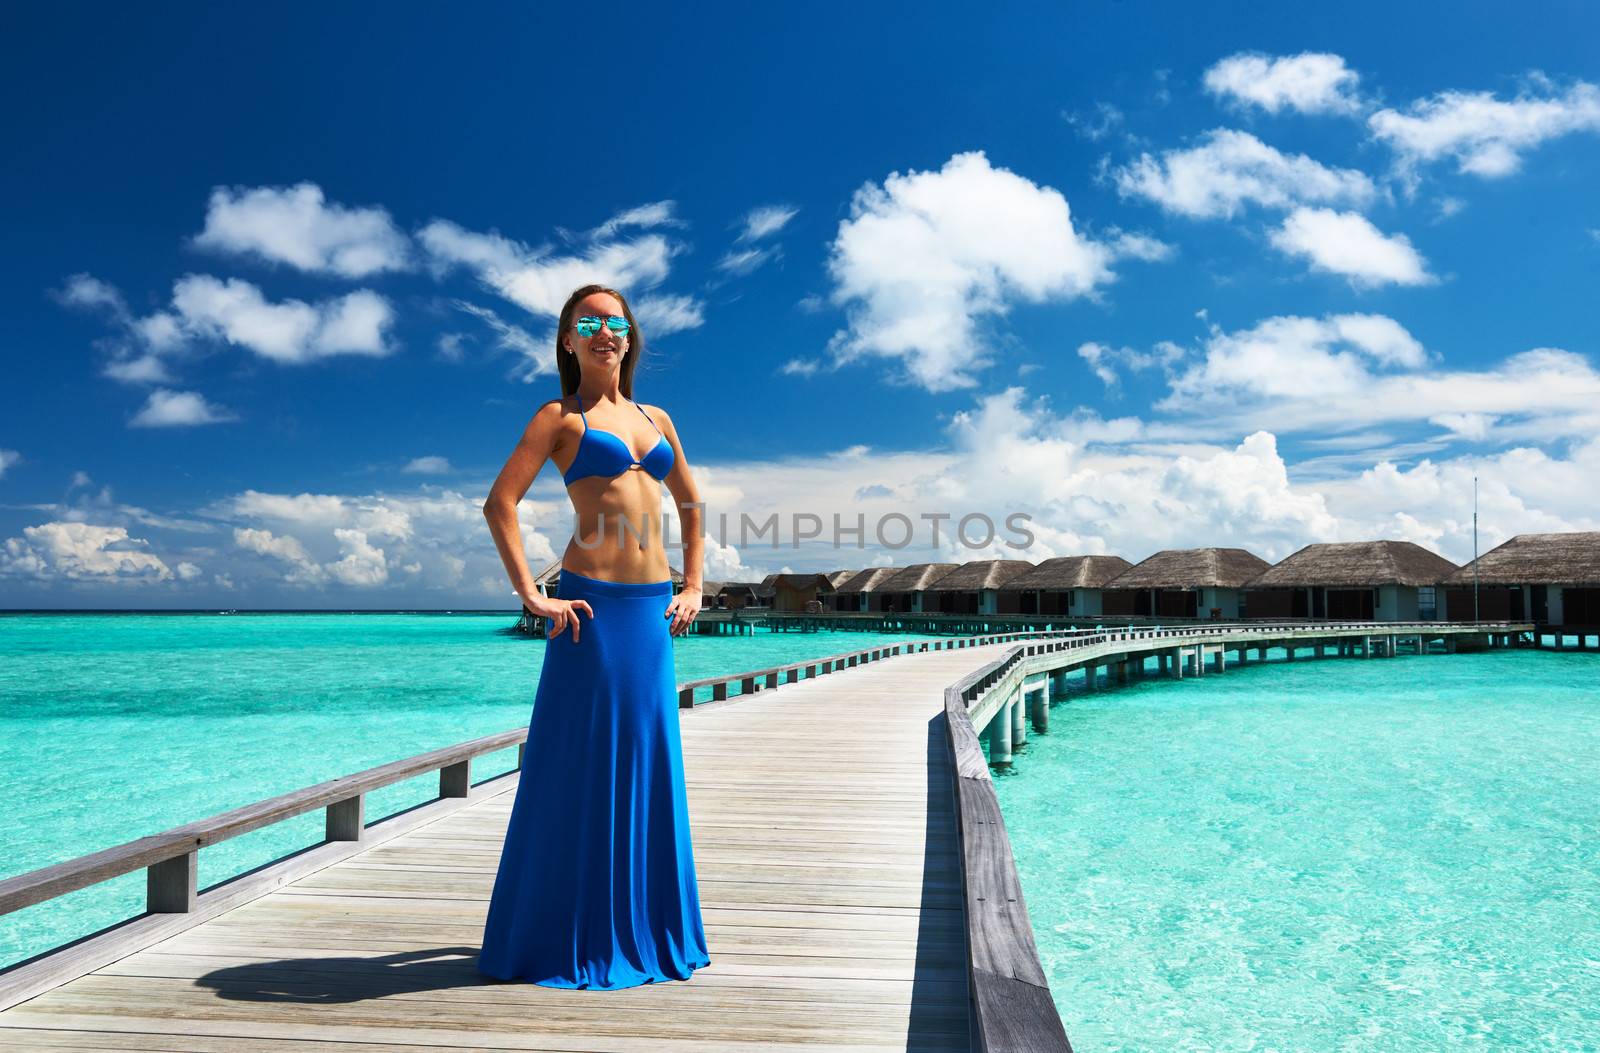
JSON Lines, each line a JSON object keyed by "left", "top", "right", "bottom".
{"left": 0, "top": 620, "right": 1535, "bottom": 1051}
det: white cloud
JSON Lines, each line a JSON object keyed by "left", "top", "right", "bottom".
{"left": 452, "top": 301, "right": 551, "bottom": 380}
{"left": 54, "top": 273, "right": 127, "bottom": 314}
{"left": 403, "top": 456, "right": 452, "bottom": 474}
{"left": 193, "top": 183, "right": 411, "bottom": 277}
{"left": 1077, "top": 340, "right": 1185, "bottom": 388}
{"left": 1369, "top": 79, "right": 1600, "bottom": 183}
{"left": 1140, "top": 314, "right": 1600, "bottom": 446}
{"left": 0, "top": 449, "right": 19, "bottom": 478}
{"left": 175, "top": 561, "right": 202, "bottom": 580}
{"left": 633, "top": 293, "right": 705, "bottom": 337}
{"left": 103, "top": 354, "right": 174, "bottom": 385}
{"left": 1114, "top": 128, "right": 1377, "bottom": 219}
{"left": 1, "top": 522, "right": 173, "bottom": 581}
{"left": 589, "top": 200, "right": 684, "bottom": 240}
{"left": 169, "top": 276, "right": 394, "bottom": 363}
{"left": 1203, "top": 52, "right": 1362, "bottom": 115}
{"left": 327, "top": 528, "right": 388, "bottom": 586}
{"left": 716, "top": 245, "right": 780, "bottom": 276}
{"left": 737, "top": 204, "right": 798, "bottom": 241}
{"left": 824, "top": 150, "right": 1120, "bottom": 391}
{"left": 1064, "top": 101, "right": 1126, "bottom": 142}
{"left": 233, "top": 526, "right": 326, "bottom": 584}
{"left": 420, "top": 219, "right": 683, "bottom": 317}
{"left": 417, "top": 220, "right": 527, "bottom": 275}
{"left": 213, "top": 486, "right": 560, "bottom": 593}
{"left": 129, "top": 389, "right": 237, "bottom": 428}
{"left": 1269, "top": 207, "right": 1434, "bottom": 287}
{"left": 1107, "top": 230, "right": 1176, "bottom": 262}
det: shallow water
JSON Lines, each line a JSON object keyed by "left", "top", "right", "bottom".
{"left": 0, "top": 612, "right": 931, "bottom": 968}
{"left": 993, "top": 648, "right": 1600, "bottom": 1051}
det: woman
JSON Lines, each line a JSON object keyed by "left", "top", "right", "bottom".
{"left": 476, "top": 283, "right": 710, "bottom": 989}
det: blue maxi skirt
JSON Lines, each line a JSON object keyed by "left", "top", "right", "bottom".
{"left": 477, "top": 569, "right": 710, "bottom": 988}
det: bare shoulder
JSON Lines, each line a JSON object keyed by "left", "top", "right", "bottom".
{"left": 640, "top": 402, "right": 676, "bottom": 429}
{"left": 520, "top": 398, "right": 576, "bottom": 443}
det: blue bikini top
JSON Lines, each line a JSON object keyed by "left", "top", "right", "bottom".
{"left": 562, "top": 396, "right": 675, "bottom": 487}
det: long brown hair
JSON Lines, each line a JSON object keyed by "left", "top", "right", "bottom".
{"left": 555, "top": 284, "right": 642, "bottom": 398}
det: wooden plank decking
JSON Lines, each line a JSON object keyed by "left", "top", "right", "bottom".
{"left": 0, "top": 644, "right": 1014, "bottom": 1052}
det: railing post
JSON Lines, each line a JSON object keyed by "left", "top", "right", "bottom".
{"left": 326, "top": 794, "right": 365, "bottom": 842}
{"left": 440, "top": 760, "right": 471, "bottom": 798}
{"left": 147, "top": 852, "right": 197, "bottom": 914}
{"left": 988, "top": 698, "right": 1014, "bottom": 769}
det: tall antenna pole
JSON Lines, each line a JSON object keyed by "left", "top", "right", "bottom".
{"left": 1473, "top": 474, "right": 1480, "bottom": 623}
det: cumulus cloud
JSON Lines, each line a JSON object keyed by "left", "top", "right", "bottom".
{"left": 0, "top": 522, "right": 173, "bottom": 582}
{"left": 1268, "top": 207, "right": 1434, "bottom": 287}
{"left": 193, "top": 183, "right": 412, "bottom": 277}
{"left": 234, "top": 526, "right": 326, "bottom": 584}
{"left": 1114, "top": 128, "right": 1377, "bottom": 219}
{"left": 403, "top": 456, "right": 452, "bottom": 475}
{"left": 129, "top": 389, "right": 237, "bottom": 428}
{"left": 327, "top": 528, "right": 388, "bottom": 586}
{"left": 169, "top": 276, "right": 394, "bottom": 363}
{"left": 1135, "top": 313, "right": 1600, "bottom": 445}
{"left": 1203, "top": 52, "right": 1362, "bottom": 115}
{"left": 823, "top": 151, "right": 1123, "bottom": 391}
{"left": 61, "top": 272, "right": 396, "bottom": 377}
{"left": 1369, "top": 79, "right": 1600, "bottom": 184}
{"left": 213, "top": 486, "right": 560, "bottom": 593}
{"left": 0, "top": 448, "right": 19, "bottom": 478}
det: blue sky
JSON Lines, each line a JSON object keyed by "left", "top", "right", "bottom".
{"left": 3, "top": 1, "right": 1599, "bottom": 607}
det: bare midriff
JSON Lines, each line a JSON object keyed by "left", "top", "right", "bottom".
{"left": 557, "top": 467, "right": 673, "bottom": 584}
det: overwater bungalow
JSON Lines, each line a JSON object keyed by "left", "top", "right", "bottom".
{"left": 1245, "top": 540, "right": 1458, "bottom": 621}
{"left": 1000, "top": 555, "right": 1134, "bottom": 616}
{"left": 922, "top": 559, "right": 1035, "bottom": 614}
{"left": 716, "top": 581, "right": 762, "bottom": 609}
{"left": 825, "top": 569, "right": 864, "bottom": 611}
{"left": 1442, "top": 531, "right": 1600, "bottom": 626}
{"left": 833, "top": 567, "right": 899, "bottom": 612}
{"left": 769, "top": 573, "right": 837, "bottom": 612}
{"left": 699, "top": 579, "right": 725, "bottom": 608}
{"left": 875, "top": 562, "right": 960, "bottom": 613}
{"left": 1102, "top": 547, "right": 1269, "bottom": 619}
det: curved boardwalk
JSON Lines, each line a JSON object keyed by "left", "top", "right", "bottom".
{"left": 0, "top": 643, "right": 1015, "bottom": 1052}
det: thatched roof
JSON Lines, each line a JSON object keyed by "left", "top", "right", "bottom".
{"left": 1251, "top": 541, "right": 1458, "bottom": 588}
{"left": 717, "top": 582, "right": 760, "bottom": 598}
{"left": 877, "top": 562, "right": 959, "bottom": 593}
{"left": 1443, "top": 531, "right": 1600, "bottom": 586}
{"left": 771, "top": 573, "right": 836, "bottom": 593}
{"left": 1004, "top": 555, "right": 1133, "bottom": 591}
{"left": 699, "top": 579, "right": 724, "bottom": 596}
{"left": 825, "top": 570, "right": 858, "bottom": 587}
{"left": 835, "top": 567, "right": 899, "bottom": 594}
{"left": 924, "top": 559, "right": 1035, "bottom": 592}
{"left": 1106, "top": 548, "right": 1269, "bottom": 590}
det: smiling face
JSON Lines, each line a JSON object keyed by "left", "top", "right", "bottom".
{"left": 565, "top": 291, "right": 630, "bottom": 366}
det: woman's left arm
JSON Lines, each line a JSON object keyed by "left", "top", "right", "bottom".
{"left": 652, "top": 406, "right": 703, "bottom": 636}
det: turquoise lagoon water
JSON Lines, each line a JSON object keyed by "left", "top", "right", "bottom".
{"left": 994, "top": 649, "right": 1599, "bottom": 1051}
{"left": 0, "top": 612, "right": 932, "bottom": 969}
